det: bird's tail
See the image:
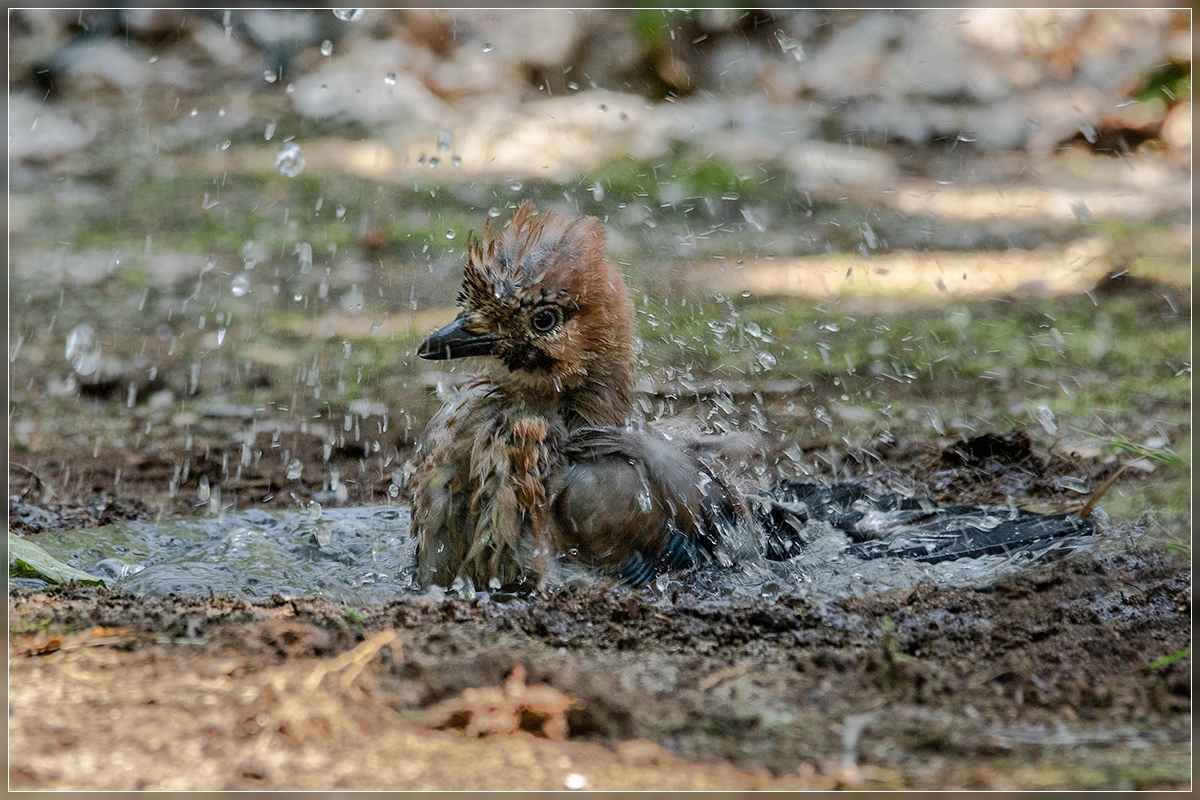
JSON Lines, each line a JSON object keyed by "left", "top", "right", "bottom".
{"left": 755, "top": 481, "right": 1096, "bottom": 564}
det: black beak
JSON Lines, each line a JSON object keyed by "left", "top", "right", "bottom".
{"left": 418, "top": 317, "right": 500, "bottom": 360}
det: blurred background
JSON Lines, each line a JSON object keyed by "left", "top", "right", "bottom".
{"left": 7, "top": 8, "right": 1191, "bottom": 542}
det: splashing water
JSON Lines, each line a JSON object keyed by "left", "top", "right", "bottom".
{"left": 65, "top": 323, "right": 102, "bottom": 376}
{"left": 275, "top": 142, "right": 306, "bottom": 177}
{"left": 16, "top": 507, "right": 416, "bottom": 604}
{"left": 14, "top": 503, "right": 1100, "bottom": 606}
{"left": 774, "top": 29, "right": 804, "bottom": 61}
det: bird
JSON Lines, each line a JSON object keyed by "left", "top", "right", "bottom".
{"left": 411, "top": 201, "right": 1095, "bottom": 590}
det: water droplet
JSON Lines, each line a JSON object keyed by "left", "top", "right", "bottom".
{"left": 264, "top": 122, "right": 276, "bottom": 141}
{"left": 215, "top": 328, "right": 226, "bottom": 346}
{"left": 263, "top": 69, "right": 278, "bottom": 83}
{"left": 295, "top": 242, "right": 313, "bottom": 274}
{"left": 219, "top": 139, "right": 231, "bottom": 151}
{"left": 341, "top": 284, "right": 365, "bottom": 312}
{"left": 332, "top": 8, "right": 364, "bottom": 22}
{"left": 488, "top": 207, "right": 501, "bottom": 218}
{"left": 757, "top": 350, "right": 776, "bottom": 369}
{"left": 308, "top": 500, "right": 323, "bottom": 520}
{"left": 507, "top": 179, "right": 523, "bottom": 192}
{"left": 451, "top": 154, "right": 462, "bottom": 167}
{"left": 189, "top": 108, "right": 198, "bottom": 117}
{"left": 740, "top": 206, "right": 766, "bottom": 232}
{"left": 286, "top": 459, "right": 303, "bottom": 480}
{"left": 197, "top": 475, "right": 210, "bottom": 502}
{"left": 1069, "top": 198, "right": 1092, "bottom": 225}
{"left": 445, "top": 229, "right": 455, "bottom": 240}
{"left": 860, "top": 221, "right": 879, "bottom": 249}
{"left": 335, "top": 204, "right": 347, "bottom": 219}
{"left": 436, "top": 130, "right": 453, "bottom": 153}
{"left": 481, "top": 42, "right": 493, "bottom": 52}
{"left": 65, "top": 323, "right": 101, "bottom": 377}
{"left": 383, "top": 72, "right": 396, "bottom": 86}
{"left": 564, "top": 773, "right": 587, "bottom": 791}
{"left": 1034, "top": 404, "right": 1058, "bottom": 435}
{"left": 1056, "top": 476, "right": 1090, "bottom": 493}
{"left": 773, "top": 29, "right": 804, "bottom": 61}
{"left": 231, "top": 275, "right": 250, "bottom": 297}
{"left": 320, "top": 39, "right": 333, "bottom": 56}
{"left": 428, "top": 156, "right": 441, "bottom": 168}
{"left": 590, "top": 182, "right": 605, "bottom": 202}
{"left": 275, "top": 142, "right": 306, "bottom": 177}
{"left": 1079, "top": 121, "right": 1097, "bottom": 144}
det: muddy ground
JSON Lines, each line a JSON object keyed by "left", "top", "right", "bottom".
{"left": 8, "top": 421, "right": 1192, "bottom": 791}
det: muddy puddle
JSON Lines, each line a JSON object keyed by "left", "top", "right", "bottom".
{"left": 14, "top": 494, "right": 1103, "bottom": 606}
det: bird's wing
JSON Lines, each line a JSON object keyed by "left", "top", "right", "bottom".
{"left": 553, "top": 427, "right": 731, "bottom": 585}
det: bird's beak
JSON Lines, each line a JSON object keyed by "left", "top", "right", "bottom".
{"left": 418, "top": 316, "right": 499, "bottom": 360}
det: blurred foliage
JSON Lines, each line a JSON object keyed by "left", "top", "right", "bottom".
{"left": 1138, "top": 61, "right": 1190, "bottom": 105}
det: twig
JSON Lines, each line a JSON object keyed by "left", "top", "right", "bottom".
{"left": 12, "top": 462, "right": 55, "bottom": 502}
{"left": 1076, "top": 463, "right": 1131, "bottom": 520}
{"left": 303, "top": 629, "right": 399, "bottom": 693}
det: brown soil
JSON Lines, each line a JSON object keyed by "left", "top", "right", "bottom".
{"left": 8, "top": 451, "right": 1191, "bottom": 790}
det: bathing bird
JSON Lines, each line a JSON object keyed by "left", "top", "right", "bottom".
{"left": 411, "top": 202, "right": 1094, "bottom": 590}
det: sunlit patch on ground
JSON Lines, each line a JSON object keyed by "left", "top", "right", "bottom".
{"left": 714, "top": 236, "right": 1117, "bottom": 307}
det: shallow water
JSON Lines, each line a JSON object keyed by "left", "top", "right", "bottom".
{"left": 16, "top": 505, "right": 1097, "bottom": 605}
{"left": 19, "top": 506, "right": 417, "bottom": 605}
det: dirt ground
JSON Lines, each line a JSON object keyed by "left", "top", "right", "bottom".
{"left": 8, "top": 441, "right": 1191, "bottom": 790}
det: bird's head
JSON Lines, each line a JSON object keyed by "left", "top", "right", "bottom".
{"left": 418, "top": 201, "right": 636, "bottom": 425}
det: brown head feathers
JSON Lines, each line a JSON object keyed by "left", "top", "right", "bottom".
{"left": 423, "top": 201, "right": 637, "bottom": 427}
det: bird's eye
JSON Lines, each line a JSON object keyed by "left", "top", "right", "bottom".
{"left": 531, "top": 306, "right": 562, "bottom": 333}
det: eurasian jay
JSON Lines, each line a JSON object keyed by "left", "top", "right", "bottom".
{"left": 412, "top": 202, "right": 1094, "bottom": 590}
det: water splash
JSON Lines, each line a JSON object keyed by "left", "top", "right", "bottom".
{"left": 275, "top": 142, "right": 306, "bottom": 177}
{"left": 19, "top": 507, "right": 416, "bottom": 603}
{"left": 65, "top": 323, "right": 102, "bottom": 376}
